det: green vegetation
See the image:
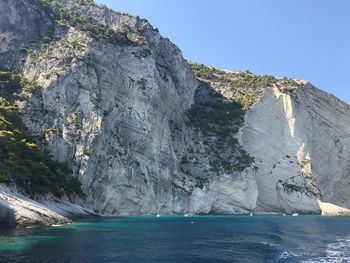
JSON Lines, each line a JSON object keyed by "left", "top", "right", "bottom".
{"left": 73, "top": 21, "right": 132, "bottom": 45}
{"left": 195, "top": 177, "right": 209, "bottom": 190}
{"left": 187, "top": 98, "right": 254, "bottom": 174}
{"left": 235, "top": 71, "right": 278, "bottom": 90}
{"left": 301, "top": 158, "right": 311, "bottom": 168}
{"left": 190, "top": 63, "right": 278, "bottom": 89}
{"left": 279, "top": 181, "right": 305, "bottom": 194}
{"left": 190, "top": 63, "right": 301, "bottom": 109}
{"left": 232, "top": 94, "right": 259, "bottom": 111}
{"left": 278, "top": 176, "right": 320, "bottom": 198}
{"left": 0, "top": 71, "right": 85, "bottom": 199}
{"left": 189, "top": 100, "right": 244, "bottom": 136}
{"left": 279, "top": 86, "right": 295, "bottom": 95}
{"left": 43, "top": 127, "right": 55, "bottom": 138}
{"left": 280, "top": 77, "right": 300, "bottom": 88}
{"left": 189, "top": 63, "right": 225, "bottom": 80}
{"left": 186, "top": 63, "right": 304, "bottom": 177}
{"left": 43, "top": 0, "right": 138, "bottom": 45}
{"left": 0, "top": 72, "right": 38, "bottom": 100}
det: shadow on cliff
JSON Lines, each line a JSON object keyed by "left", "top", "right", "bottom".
{"left": 0, "top": 202, "right": 17, "bottom": 229}
{"left": 180, "top": 80, "right": 254, "bottom": 178}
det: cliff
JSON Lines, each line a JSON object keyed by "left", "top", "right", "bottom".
{"left": 0, "top": 0, "right": 349, "bottom": 227}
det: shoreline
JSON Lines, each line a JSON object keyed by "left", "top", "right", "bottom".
{"left": 2, "top": 211, "right": 350, "bottom": 230}
{"left": 2, "top": 183, "right": 350, "bottom": 229}
{"left": 0, "top": 185, "right": 98, "bottom": 229}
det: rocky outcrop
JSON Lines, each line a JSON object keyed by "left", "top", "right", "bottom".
{"left": 189, "top": 64, "right": 350, "bottom": 215}
{"left": 0, "top": 184, "right": 96, "bottom": 227}
{"left": 7, "top": 0, "right": 257, "bottom": 216}
{"left": 318, "top": 201, "right": 350, "bottom": 216}
{"left": 0, "top": 0, "right": 349, "bottom": 226}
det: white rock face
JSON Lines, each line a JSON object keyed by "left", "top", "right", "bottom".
{"left": 11, "top": 1, "right": 258, "bottom": 216}
{"left": 209, "top": 170, "right": 258, "bottom": 214}
{"left": 240, "top": 86, "right": 350, "bottom": 214}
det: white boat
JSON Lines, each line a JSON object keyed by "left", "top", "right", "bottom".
{"left": 292, "top": 213, "right": 299, "bottom": 217}
{"left": 156, "top": 214, "right": 161, "bottom": 217}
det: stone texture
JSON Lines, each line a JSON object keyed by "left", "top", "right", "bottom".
{"left": 239, "top": 86, "right": 350, "bottom": 214}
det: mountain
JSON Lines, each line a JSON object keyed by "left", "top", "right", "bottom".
{"left": 0, "top": 0, "right": 349, "bottom": 227}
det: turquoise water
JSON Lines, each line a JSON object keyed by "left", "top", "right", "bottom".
{"left": 1, "top": 216, "right": 350, "bottom": 262}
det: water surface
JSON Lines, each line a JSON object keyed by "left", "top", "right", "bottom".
{"left": 1, "top": 216, "right": 350, "bottom": 262}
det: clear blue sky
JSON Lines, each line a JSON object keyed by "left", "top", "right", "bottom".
{"left": 95, "top": 0, "right": 350, "bottom": 104}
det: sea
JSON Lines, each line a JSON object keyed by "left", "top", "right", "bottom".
{"left": 0, "top": 215, "right": 350, "bottom": 262}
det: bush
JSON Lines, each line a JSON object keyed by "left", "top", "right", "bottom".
{"left": 48, "top": 1, "right": 134, "bottom": 46}
{"left": 187, "top": 97, "right": 254, "bottom": 173}
{"left": 189, "top": 63, "right": 278, "bottom": 110}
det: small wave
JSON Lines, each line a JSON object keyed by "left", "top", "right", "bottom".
{"left": 302, "top": 235, "right": 350, "bottom": 263}
{"left": 277, "top": 251, "right": 301, "bottom": 260}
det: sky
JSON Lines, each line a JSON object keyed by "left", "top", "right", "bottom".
{"left": 95, "top": 0, "right": 350, "bottom": 104}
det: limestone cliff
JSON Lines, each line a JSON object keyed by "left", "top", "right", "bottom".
{"left": 240, "top": 85, "right": 350, "bottom": 214}
{"left": 0, "top": 0, "right": 349, "bottom": 227}
{"left": 190, "top": 64, "right": 350, "bottom": 215}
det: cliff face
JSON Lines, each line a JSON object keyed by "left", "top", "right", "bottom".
{"left": 0, "top": 0, "right": 349, "bottom": 226}
{"left": 0, "top": 0, "right": 56, "bottom": 71}
{"left": 240, "top": 86, "right": 350, "bottom": 214}
{"left": 192, "top": 65, "right": 350, "bottom": 215}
